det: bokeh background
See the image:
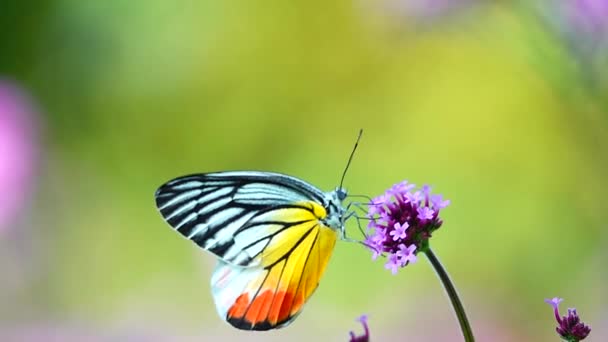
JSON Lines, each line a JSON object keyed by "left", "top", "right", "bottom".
{"left": 1, "top": 1, "right": 607, "bottom": 341}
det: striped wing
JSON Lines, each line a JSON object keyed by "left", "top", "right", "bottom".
{"left": 155, "top": 171, "right": 341, "bottom": 330}
{"left": 154, "top": 172, "right": 330, "bottom": 268}
{"left": 211, "top": 220, "right": 337, "bottom": 330}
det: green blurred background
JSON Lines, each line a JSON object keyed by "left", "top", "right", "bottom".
{"left": 1, "top": 1, "right": 607, "bottom": 341}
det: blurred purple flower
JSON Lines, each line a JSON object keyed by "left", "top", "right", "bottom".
{"left": 545, "top": 297, "right": 591, "bottom": 341}
{"left": 364, "top": 180, "right": 449, "bottom": 274}
{"left": 0, "top": 80, "right": 39, "bottom": 234}
{"left": 538, "top": 0, "right": 608, "bottom": 55}
{"left": 564, "top": 0, "right": 608, "bottom": 38}
{"left": 349, "top": 315, "right": 370, "bottom": 342}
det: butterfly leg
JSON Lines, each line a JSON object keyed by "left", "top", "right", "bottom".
{"left": 340, "top": 202, "right": 369, "bottom": 244}
{"left": 346, "top": 201, "right": 371, "bottom": 236}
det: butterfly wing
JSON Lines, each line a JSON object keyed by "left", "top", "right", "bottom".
{"left": 211, "top": 219, "right": 337, "bottom": 330}
{"left": 154, "top": 171, "right": 341, "bottom": 330}
{"left": 155, "top": 171, "right": 331, "bottom": 267}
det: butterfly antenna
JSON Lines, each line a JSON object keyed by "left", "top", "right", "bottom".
{"left": 339, "top": 129, "right": 363, "bottom": 190}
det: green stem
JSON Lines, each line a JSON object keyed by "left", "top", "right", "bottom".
{"left": 423, "top": 247, "right": 475, "bottom": 342}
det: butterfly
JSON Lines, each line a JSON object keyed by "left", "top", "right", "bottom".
{"left": 153, "top": 131, "right": 362, "bottom": 331}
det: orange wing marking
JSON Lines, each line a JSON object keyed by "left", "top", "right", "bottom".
{"left": 227, "top": 293, "right": 250, "bottom": 319}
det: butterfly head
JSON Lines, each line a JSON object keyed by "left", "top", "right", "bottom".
{"left": 322, "top": 187, "right": 348, "bottom": 230}
{"left": 335, "top": 187, "right": 348, "bottom": 201}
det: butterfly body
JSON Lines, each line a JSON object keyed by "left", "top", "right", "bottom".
{"left": 155, "top": 171, "right": 347, "bottom": 330}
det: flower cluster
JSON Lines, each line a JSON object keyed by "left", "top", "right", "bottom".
{"left": 545, "top": 297, "right": 591, "bottom": 341}
{"left": 348, "top": 315, "right": 370, "bottom": 342}
{"left": 365, "top": 181, "right": 449, "bottom": 274}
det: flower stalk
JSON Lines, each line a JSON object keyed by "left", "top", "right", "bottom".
{"left": 423, "top": 246, "right": 475, "bottom": 342}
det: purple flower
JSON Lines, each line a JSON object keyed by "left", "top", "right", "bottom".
{"left": 397, "top": 243, "right": 417, "bottom": 264}
{"left": 389, "top": 180, "right": 415, "bottom": 195}
{"left": 365, "top": 180, "right": 449, "bottom": 274}
{"left": 0, "top": 80, "right": 39, "bottom": 234}
{"left": 405, "top": 190, "right": 423, "bottom": 205}
{"left": 367, "top": 193, "right": 390, "bottom": 217}
{"left": 384, "top": 252, "right": 402, "bottom": 274}
{"left": 545, "top": 297, "right": 591, "bottom": 341}
{"left": 364, "top": 232, "right": 386, "bottom": 261}
{"left": 536, "top": 0, "right": 608, "bottom": 57}
{"left": 431, "top": 194, "right": 450, "bottom": 209}
{"left": 564, "top": 0, "right": 608, "bottom": 37}
{"left": 349, "top": 315, "right": 370, "bottom": 342}
{"left": 389, "top": 222, "right": 408, "bottom": 240}
{"left": 417, "top": 206, "right": 435, "bottom": 221}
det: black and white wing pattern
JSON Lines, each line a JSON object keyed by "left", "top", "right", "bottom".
{"left": 154, "top": 171, "right": 332, "bottom": 268}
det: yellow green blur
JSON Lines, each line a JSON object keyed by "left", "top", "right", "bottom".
{"left": 1, "top": 1, "right": 606, "bottom": 341}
